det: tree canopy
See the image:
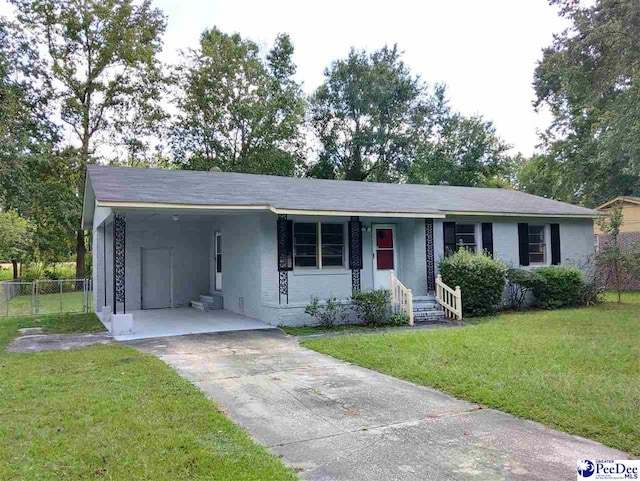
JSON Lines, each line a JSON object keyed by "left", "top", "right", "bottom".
{"left": 523, "top": 0, "right": 640, "bottom": 206}
{"left": 309, "top": 45, "right": 513, "bottom": 185}
{"left": 171, "top": 28, "right": 306, "bottom": 176}
{"left": 8, "top": 0, "right": 167, "bottom": 276}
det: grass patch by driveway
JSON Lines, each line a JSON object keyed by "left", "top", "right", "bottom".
{"left": 0, "top": 313, "right": 297, "bottom": 480}
{"left": 302, "top": 292, "right": 640, "bottom": 455}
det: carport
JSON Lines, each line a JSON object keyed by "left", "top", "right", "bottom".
{"left": 100, "top": 307, "right": 274, "bottom": 341}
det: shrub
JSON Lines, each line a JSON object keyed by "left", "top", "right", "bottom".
{"left": 505, "top": 268, "right": 540, "bottom": 309}
{"left": 531, "top": 266, "right": 585, "bottom": 309}
{"left": 304, "top": 296, "right": 346, "bottom": 327}
{"left": 350, "top": 289, "right": 391, "bottom": 327}
{"left": 386, "top": 313, "right": 410, "bottom": 326}
{"left": 439, "top": 249, "right": 507, "bottom": 317}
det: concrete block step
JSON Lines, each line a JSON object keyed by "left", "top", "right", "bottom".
{"left": 413, "top": 303, "right": 438, "bottom": 311}
{"left": 199, "top": 294, "right": 215, "bottom": 303}
{"left": 190, "top": 301, "right": 205, "bottom": 311}
{"left": 414, "top": 311, "right": 446, "bottom": 322}
{"left": 413, "top": 295, "right": 436, "bottom": 302}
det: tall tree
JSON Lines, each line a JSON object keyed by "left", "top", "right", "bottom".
{"left": 171, "top": 28, "right": 305, "bottom": 175}
{"left": 532, "top": 0, "right": 640, "bottom": 206}
{"left": 409, "top": 112, "right": 513, "bottom": 187}
{"left": 11, "top": 0, "right": 167, "bottom": 277}
{"left": 309, "top": 45, "right": 434, "bottom": 182}
{"left": 0, "top": 18, "right": 76, "bottom": 265}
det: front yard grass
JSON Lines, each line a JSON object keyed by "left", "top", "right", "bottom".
{"left": 0, "top": 313, "right": 297, "bottom": 480}
{"left": 302, "top": 292, "right": 640, "bottom": 455}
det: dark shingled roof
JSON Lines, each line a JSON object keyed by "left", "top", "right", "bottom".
{"left": 86, "top": 165, "right": 598, "bottom": 217}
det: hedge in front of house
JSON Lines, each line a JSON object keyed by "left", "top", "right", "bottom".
{"left": 439, "top": 249, "right": 507, "bottom": 317}
{"left": 532, "top": 266, "right": 586, "bottom": 309}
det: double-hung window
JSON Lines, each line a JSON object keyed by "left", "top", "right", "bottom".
{"left": 455, "top": 224, "right": 477, "bottom": 252}
{"left": 528, "top": 225, "right": 546, "bottom": 264}
{"left": 293, "top": 222, "right": 345, "bottom": 269}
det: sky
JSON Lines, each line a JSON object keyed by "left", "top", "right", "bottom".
{"left": 154, "top": 0, "right": 569, "bottom": 156}
{"left": 0, "top": 0, "right": 569, "bottom": 157}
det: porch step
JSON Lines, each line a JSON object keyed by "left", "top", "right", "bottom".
{"left": 413, "top": 309, "right": 446, "bottom": 323}
{"left": 411, "top": 295, "right": 446, "bottom": 323}
{"left": 199, "top": 294, "right": 215, "bottom": 303}
{"left": 190, "top": 301, "right": 205, "bottom": 311}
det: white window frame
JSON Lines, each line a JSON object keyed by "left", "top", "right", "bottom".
{"left": 455, "top": 223, "right": 478, "bottom": 253}
{"left": 293, "top": 222, "right": 346, "bottom": 270}
{"left": 528, "top": 224, "right": 548, "bottom": 266}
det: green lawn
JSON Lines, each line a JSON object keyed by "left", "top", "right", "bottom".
{"left": 302, "top": 292, "right": 640, "bottom": 455}
{"left": 0, "top": 313, "right": 297, "bottom": 480}
{"left": 280, "top": 323, "right": 375, "bottom": 336}
{"left": 1, "top": 291, "right": 88, "bottom": 318}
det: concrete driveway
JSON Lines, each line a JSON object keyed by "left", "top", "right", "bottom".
{"left": 127, "top": 330, "right": 629, "bottom": 481}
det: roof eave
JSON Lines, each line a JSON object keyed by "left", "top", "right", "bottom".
{"left": 95, "top": 200, "right": 446, "bottom": 218}
{"left": 444, "top": 210, "right": 601, "bottom": 219}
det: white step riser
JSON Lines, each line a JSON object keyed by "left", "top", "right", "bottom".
{"left": 199, "top": 295, "right": 215, "bottom": 303}
{"left": 190, "top": 301, "right": 205, "bottom": 311}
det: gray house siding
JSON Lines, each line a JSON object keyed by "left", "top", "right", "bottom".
{"left": 215, "top": 213, "right": 264, "bottom": 319}
{"left": 124, "top": 217, "right": 210, "bottom": 311}
{"left": 91, "top": 206, "right": 595, "bottom": 328}
{"left": 432, "top": 216, "right": 595, "bottom": 271}
{"left": 259, "top": 214, "right": 430, "bottom": 326}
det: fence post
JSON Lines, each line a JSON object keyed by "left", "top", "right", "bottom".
{"left": 59, "top": 279, "right": 63, "bottom": 313}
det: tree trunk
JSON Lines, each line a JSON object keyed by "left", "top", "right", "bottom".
{"left": 75, "top": 230, "right": 86, "bottom": 279}
{"left": 11, "top": 259, "right": 18, "bottom": 280}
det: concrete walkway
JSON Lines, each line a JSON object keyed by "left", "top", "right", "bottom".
{"left": 127, "top": 330, "right": 629, "bottom": 481}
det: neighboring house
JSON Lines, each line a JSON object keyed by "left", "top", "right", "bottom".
{"left": 82, "top": 165, "right": 598, "bottom": 334}
{"left": 595, "top": 196, "right": 640, "bottom": 289}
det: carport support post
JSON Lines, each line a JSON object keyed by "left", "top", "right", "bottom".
{"left": 113, "top": 214, "right": 126, "bottom": 314}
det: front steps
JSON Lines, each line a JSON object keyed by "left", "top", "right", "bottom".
{"left": 412, "top": 295, "right": 446, "bottom": 323}
{"left": 190, "top": 294, "right": 223, "bottom": 311}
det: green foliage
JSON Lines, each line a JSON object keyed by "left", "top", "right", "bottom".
{"left": 531, "top": 267, "right": 586, "bottom": 309}
{"left": 10, "top": 0, "right": 168, "bottom": 278}
{"left": 439, "top": 249, "right": 507, "bottom": 317}
{"left": 310, "top": 46, "right": 514, "bottom": 186}
{"left": 304, "top": 296, "right": 346, "bottom": 327}
{"left": 530, "top": 0, "right": 640, "bottom": 206}
{"left": 409, "top": 111, "right": 513, "bottom": 187}
{"left": 0, "top": 314, "right": 298, "bottom": 480}
{"left": 11, "top": 0, "right": 168, "bottom": 163}
{"left": 386, "top": 313, "right": 411, "bottom": 326}
{"left": 0, "top": 211, "right": 33, "bottom": 272}
{"left": 302, "top": 293, "right": 640, "bottom": 455}
{"left": 309, "top": 45, "right": 427, "bottom": 182}
{"left": 596, "top": 206, "right": 640, "bottom": 302}
{"left": 171, "top": 28, "right": 305, "bottom": 176}
{"left": 350, "top": 289, "right": 392, "bottom": 327}
{"left": 505, "top": 268, "right": 540, "bottom": 309}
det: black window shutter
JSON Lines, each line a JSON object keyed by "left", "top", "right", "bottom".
{"left": 348, "top": 219, "right": 363, "bottom": 269}
{"left": 550, "top": 223, "right": 561, "bottom": 265}
{"left": 481, "top": 223, "right": 494, "bottom": 257}
{"left": 517, "top": 223, "right": 530, "bottom": 266}
{"left": 443, "top": 222, "right": 456, "bottom": 256}
{"left": 277, "top": 218, "right": 293, "bottom": 271}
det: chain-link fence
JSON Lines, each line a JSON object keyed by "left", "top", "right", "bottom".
{"left": 0, "top": 279, "right": 92, "bottom": 318}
